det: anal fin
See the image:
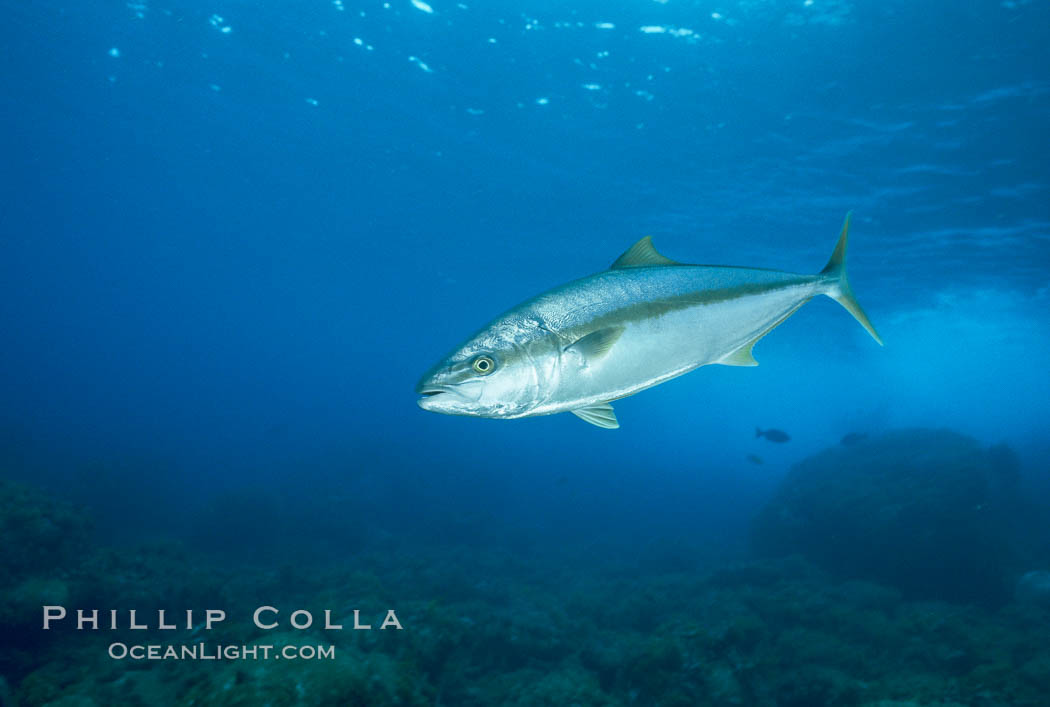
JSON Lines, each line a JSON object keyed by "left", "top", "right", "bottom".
{"left": 570, "top": 403, "right": 619, "bottom": 429}
{"left": 720, "top": 342, "right": 759, "bottom": 367}
{"left": 718, "top": 300, "right": 810, "bottom": 368}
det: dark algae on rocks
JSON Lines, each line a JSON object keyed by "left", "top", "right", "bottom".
{"left": 751, "top": 429, "right": 1033, "bottom": 605}
{"left": 4, "top": 453, "right": 1050, "bottom": 706}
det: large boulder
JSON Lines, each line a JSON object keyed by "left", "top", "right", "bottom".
{"left": 0, "top": 480, "right": 90, "bottom": 583}
{"left": 0, "top": 481, "right": 91, "bottom": 680}
{"left": 1015, "top": 570, "right": 1050, "bottom": 606}
{"left": 751, "top": 429, "right": 1024, "bottom": 604}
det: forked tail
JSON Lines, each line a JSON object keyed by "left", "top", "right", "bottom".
{"left": 820, "top": 212, "right": 883, "bottom": 346}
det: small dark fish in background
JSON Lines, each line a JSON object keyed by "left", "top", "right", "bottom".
{"left": 756, "top": 427, "right": 791, "bottom": 443}
{"left": 746, "top": 454, "right": 764, "bottom": 465}
{"left": 840, "top": 432, "right": 869, "bottom": 446}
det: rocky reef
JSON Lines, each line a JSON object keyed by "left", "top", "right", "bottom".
{"left": 751, "top": 429, "right": 1034, "bottom": 605}
{"left": 3, "top": 433, "right": 1050, "bottom": 706}
{"left": 0, "top": 481, "right": 92, "bottom": 681}
{"left": 7, "top": 548, "right": 1050, "bottom": 706}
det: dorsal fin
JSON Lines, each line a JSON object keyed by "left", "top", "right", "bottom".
{"left": 611, "top": 236, "right": 681, "bottom": 269}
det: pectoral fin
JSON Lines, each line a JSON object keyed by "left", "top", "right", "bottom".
{"left": 564, "top": 326, "right": 624, "bottom": 361}
{"left": 570, "top": 403, "right": 619, "bottom": 429}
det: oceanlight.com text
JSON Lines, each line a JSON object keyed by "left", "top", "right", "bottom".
{"left": 108, "top": 642, "right": 336, "bottom": 661}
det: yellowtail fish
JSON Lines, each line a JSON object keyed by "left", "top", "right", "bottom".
{"left": 417, "top": 213, "right": 881, "bottom": 429}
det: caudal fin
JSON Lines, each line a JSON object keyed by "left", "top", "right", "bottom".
{"left": 820, "top": 212, "right": 883, "bottom": 346}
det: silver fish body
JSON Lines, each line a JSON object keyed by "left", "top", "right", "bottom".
{"left": 417, "top": 214, "right": 881, "bottom": 429}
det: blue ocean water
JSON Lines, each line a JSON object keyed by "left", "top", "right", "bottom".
{"left": 2, "top": 1, "right": 1049, "bottom": 704}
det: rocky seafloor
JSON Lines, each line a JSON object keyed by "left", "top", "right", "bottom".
{"left": 2, "top": 429, "right": 1049, "bottom": 706}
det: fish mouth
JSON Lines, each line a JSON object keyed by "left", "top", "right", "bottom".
{"left": 416, "top": 384, "right": 460, "bottom": 410}
{"left": 416, "top": 382, "right": 456, "bottom": 398}
{"left": 416, "top": 377, "right": 485, "bottom": 411}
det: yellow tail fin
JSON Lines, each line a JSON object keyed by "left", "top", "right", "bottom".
{"left": 820, "top": 212, "right": 883, "bottom": 346}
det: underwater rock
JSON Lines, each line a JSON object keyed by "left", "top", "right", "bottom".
{"left": 0, "top": 481, "right": 90, "bottom": 580}
{"left": 3, "top": 579, "right": 69, "bottom": 630}
{"left": 1015, "top": 570, "right": 1050, "bottom": 606}
{"left": 35, "top": 697, "right": 97, "bottom": 707}
{"left": 482, "top": 667, "right": 611, "bottom": 707}
{"left": 0, "top": 482, "right": 93, "bottom": 682}
{"left": 751, "top": 429, "right": 1024, "bottom": 604}
{"left": 176, "top": 632, "right": 429, "bottom": 707}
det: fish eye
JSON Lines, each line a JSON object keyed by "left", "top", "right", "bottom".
{"left": 472, "top": 355, "right": 495, "bottom": 375}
